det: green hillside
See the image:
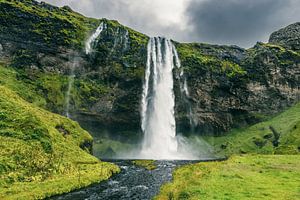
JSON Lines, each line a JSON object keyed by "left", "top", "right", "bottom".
{"left": 156, "top": 103, "right": 300, "bottom": 199}
{"left": 0, "top": 86, "right": 119, "bottom": 200}
{"left": 205, "top": 102, "right": 300, "bottom": 156}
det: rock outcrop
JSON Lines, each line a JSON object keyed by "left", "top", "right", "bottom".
{"left": 269, "top": 22, "right": 300, "bottom": 50}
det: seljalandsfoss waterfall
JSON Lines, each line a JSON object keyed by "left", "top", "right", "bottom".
{"left": 140, "top": 37, "right": 196, "bottom": 160}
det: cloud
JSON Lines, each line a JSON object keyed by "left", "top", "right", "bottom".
{"left": 40, "top": 0, "right": 190, "bottom": 41}
{"left": 186, "top": 0, "right": 300, "bottom": 47}
{"left": 40, "top": 0, "right": 300, "bottom": 47}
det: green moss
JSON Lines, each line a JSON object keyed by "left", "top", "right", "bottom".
{"left": 176, "top": 43, "right": 246, "bottom": 78}
{"left": 203, "top": 102, "right": 300, "bottom": 156}
{"left": 0, "top": 63, "right": 114, "bottom": 114}
{"left": 0, "top": 0, "right": 100, "bottom": 48}
{"left": 132, "top": 160, "right": 156, "bottom": 170}
{"left": 0, "top": 86, "right": 120, "bottom": 199}
{"left": 221, "top": 60, "right": 247, "bottom": 77}
{"left": 0, "top": 65, "right": 46, "bottom": 107}
{"left": 156, "top": 155, "right": 300, "bottom": 200}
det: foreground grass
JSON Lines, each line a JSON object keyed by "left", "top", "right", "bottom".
{"left": 0, "top": 86, "right": 119, "bottom": 200}
{"left": 156, "top": 155, "right": 300, "bottom": 200}
{"left": 157, "top": 103, "right": 300, "bottom": 199}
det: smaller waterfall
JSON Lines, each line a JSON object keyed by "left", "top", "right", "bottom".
{"left": 85, "top": 22, "right": 105, "bottom": 54}
{"left": 65, "top": 22, "right": 105, "bottom": 118}
{"left": 173, "top": 46, "right": 197, "bottom": 128}
{"left": 122, "top": 30, "right": 129, "bottom": 51}
{"left": 64, "top": 60, "right": 77, "bottom": 118}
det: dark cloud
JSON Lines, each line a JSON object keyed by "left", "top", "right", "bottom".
{"left": 186, "top": 0, "right": 300, "bottom": 47}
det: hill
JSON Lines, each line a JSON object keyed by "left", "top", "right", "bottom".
{"left": 0, "top": 86, "right": 119, "bottom": 199}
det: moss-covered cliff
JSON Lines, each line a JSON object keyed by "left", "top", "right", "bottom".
{"left": 175, "top": 42, "right": 300, "bottom": 135}
{"left": 0, "top": 0, "right": 299, "bottom": 139}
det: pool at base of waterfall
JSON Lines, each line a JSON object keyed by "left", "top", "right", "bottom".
{"left": 49, "top": 160, "right": 201, "bottom": 200}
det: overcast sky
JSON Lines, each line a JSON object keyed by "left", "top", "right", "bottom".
{"left": 41, "top": 0, "right": 300, "bottom": 48}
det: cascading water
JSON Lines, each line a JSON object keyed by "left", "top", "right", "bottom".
{"left": 64, "top": 59, "right": 77, "bottom": 118}
{"left": 140, "top": 37, "right": 195, "bottom": 159}
{"left": 85, "top": 22, "right": 105, "bottom": 54}
{"left": 173, "top": 47, "right": 197, "bottom": 128}
{"left": 65, "top": 22, "right": 105, "bottom": 118}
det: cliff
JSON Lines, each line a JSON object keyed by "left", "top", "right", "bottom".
{"left": 0, "top": 0, "right": 299, "bottom": 138}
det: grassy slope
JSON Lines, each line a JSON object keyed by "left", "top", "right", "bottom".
{"left": 204, "top": 102, "right": 300, "bottom": 156}
{"left": 156, "top": 104, "right": 300, "bottom": 199}
{"left": 156, "top": 155, "right": 300, "bottom": 200}
{"left": 0, "top": 86, "right": 119, "bottom": 200}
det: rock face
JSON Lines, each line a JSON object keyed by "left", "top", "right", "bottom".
{"left": 269, "top": 22, "right": 300, "bottom": 50}
{"left": 0, "top": 0, "right": 299, "bottom": 137}
{"left": 176, "top": 42, "right": 300, "bottom": 135}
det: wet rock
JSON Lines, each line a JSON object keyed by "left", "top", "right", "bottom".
{"left": 0, "top": 43, "right": 3, "bottom": 56}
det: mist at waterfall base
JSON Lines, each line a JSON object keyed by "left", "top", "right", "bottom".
{"left": 69, "top": 24, "right": 215, "bottom": 160}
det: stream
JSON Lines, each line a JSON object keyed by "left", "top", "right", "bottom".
{"left": 50, "top": 160, "right": 199, "bottom": 200}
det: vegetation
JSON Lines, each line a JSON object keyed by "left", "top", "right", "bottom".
{"left": 156, "top": 155, "right": 300, "bottom": 200}
{"left": 0, "top": 63, "right": 114, "bottom": 114}
{"left": 0, "top": 1, "right": 299, "bottom": 199}
{"left": 176, "top": 43, "right": 247, "bottom": 78}
{"left": 0, "top": 86, "right": 119, "bottom": 199}
{"left": 0, "top": 0, "right": 99, "bottom": 48}
{"left": 203, "top": 102, "right": 300, "bottom": 156}
{"left": 132, "top": 160, "right": 156, "bottom": 170}
{"left": 156, "top": 102, "right": 300, "bottom": 199}
{"left": 93, "top": 138, "right": 135, "bottom": 158}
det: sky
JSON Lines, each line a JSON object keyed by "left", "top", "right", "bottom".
{"left": 41, "top": 0, "right": 300, "bottom": 48}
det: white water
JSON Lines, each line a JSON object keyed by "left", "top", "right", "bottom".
{"left": 85, "top": 22, "right": 105, "bottom": 54}
{"left": 140, "top": 37, "right": 196, "bottom": 159}
{"left": 173, "top": 44, "right": 197, "bottom": 128}
{"left": 64, "top": 60, "right": 77, "bottom": 118}
{"left": 65, "top": 23, "right": 105, "bottom": 117}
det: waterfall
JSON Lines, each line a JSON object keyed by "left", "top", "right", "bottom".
{"left": 64, "top": 60, "right": 77, "bottom": 118}
{"left": 140, "top": 37, "right": 194, "bottom": 159}
{"left": 85, "top": 22, "right": 105, "bottom": 54}
{"left": 173, "top": 47, "right": 197, "bottom": 128}
{"left": 65, "top": 23, "right": 105, "bottom": 118}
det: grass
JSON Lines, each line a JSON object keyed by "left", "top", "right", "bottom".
{"left": 203, "top": 102, "right": 300, "bottom": 156}
{"left": 155, "top": 155, "right": 300, "bottom": 200}
{"left": 0, "top": 65, "right": 46, "bottom": 107}
{"left": 0, "top": 86, "right": 119, "bottom": 200}
{"left": 156, "top": 103, "right": 300, "bottom": 199}
{"left": 132, "top": 160, "right": 156, "bottom": 170}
